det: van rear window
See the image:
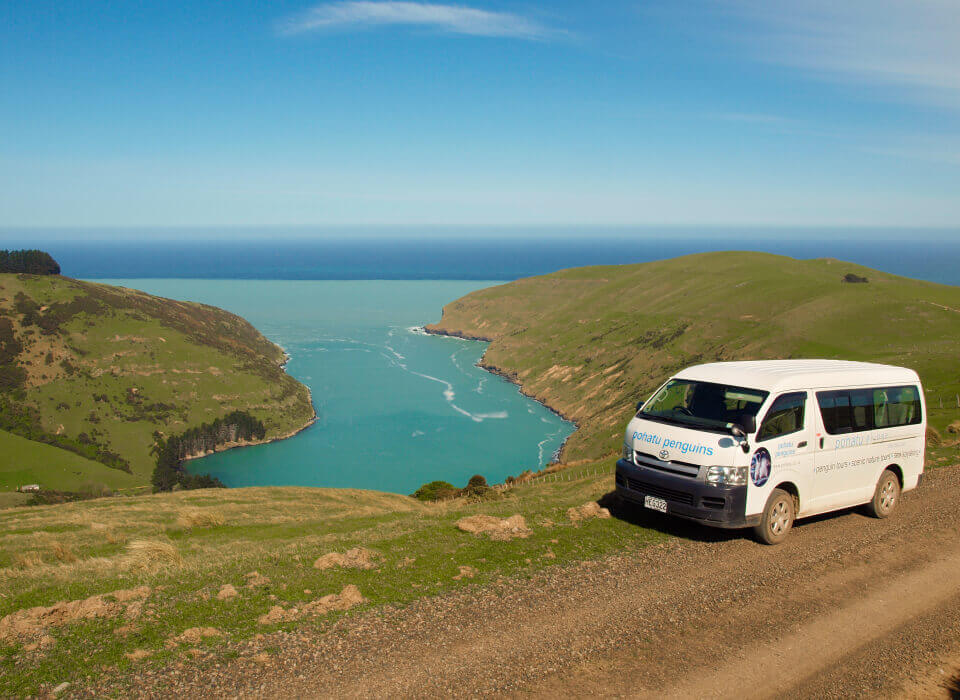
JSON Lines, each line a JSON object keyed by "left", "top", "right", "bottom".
{"left": 816, "top": 385, "right": 921, "bottom": 434}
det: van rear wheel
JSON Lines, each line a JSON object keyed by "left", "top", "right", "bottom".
{"left": 867, "top": 469, "right": 901, "bottom": 519}
{"left": 753, "top": 488, "right": 795, "bottom": 545}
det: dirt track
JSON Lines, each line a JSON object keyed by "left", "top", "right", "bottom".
{"left": 100, "top": 465, "right": 960, "bottom": 698}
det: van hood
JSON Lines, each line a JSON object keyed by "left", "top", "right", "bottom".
{"left": 625, "top": 416, "right": 742, "bottom": 467}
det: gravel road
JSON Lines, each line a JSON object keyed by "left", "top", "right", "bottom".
{"left": 91, "top": 465, "right": 960, "bottom": 699}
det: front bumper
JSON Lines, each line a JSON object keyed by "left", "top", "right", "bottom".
{"left": 615, "top": 459, "right": 758, "bottom": 529}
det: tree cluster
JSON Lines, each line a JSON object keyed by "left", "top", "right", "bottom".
{"left": 0, "top": 250, "right": 60, "bottom": 275}
{"left": 151, "top": 411, "right": 265, "bottom": 491}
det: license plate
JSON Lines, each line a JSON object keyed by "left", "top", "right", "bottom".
{"left": 644, "top": 495, "right": 668, "bottom": 513}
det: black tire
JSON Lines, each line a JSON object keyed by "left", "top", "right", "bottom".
{"left": 866, "top": 469, "right": 901, "bottom": 519}
{"left": 753, "top": 488, "right": 795, "bottom": 545}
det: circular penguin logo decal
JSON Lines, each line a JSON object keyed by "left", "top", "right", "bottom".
{"left": 750, "top": 447, "right": 772, "bottom": 487}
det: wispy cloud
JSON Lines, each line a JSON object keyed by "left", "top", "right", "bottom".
{"left": 723, "top": 0, "right": 960, "bottom": 108}
{"left": 278, "top": 1, "right": 560, "bottom": 40}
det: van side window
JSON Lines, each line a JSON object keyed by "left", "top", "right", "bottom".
{"left": 874, "top": 385, "right": 922, "bottom": 428}
{"left": 817, "top": 385, "right": 921, "bottom": 434}
{"left": 757, "top": 392, "right": 806, "bottom": 442}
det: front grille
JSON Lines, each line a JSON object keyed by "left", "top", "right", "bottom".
{"left": 634, "top": 451, "right": 699, "bottom": 477}
{"left": 624, "top": 476, "right": 695, "bottom": 505}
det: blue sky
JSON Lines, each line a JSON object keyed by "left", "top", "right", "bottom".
{"left": 1, "top": 0, "right": 958, "bottom": 229}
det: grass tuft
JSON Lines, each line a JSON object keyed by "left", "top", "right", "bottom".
{"left": 175, "top": 508, "right": 226, "bottom": 529}
{"left": 49, "top": 540, "right": 77, "bottom": 563}
{"left": 12, "top": 551, "right": 44, "bottom": 570}
{"left": 124, "top": 538, "right": 182, "bottom": 572}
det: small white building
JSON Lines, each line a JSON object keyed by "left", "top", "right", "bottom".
{"left": 18, "top": 484, "right": 40, "bottom": 493}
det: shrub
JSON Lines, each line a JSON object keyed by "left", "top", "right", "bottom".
{"left": 412, "top": 480, "right": 459, "bottom": 502}
{"left": 463, "top": 473, "right": 494, "bottom": 500}
{"left": 842, "top": 273, "right": 869, "bottom": 284}
{"left": 467, "top": 474, "right": 487, "bottom": 489}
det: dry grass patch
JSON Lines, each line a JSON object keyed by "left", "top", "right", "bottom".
{"left": 11, "top": 551, "right": 44, "bottom": 570}
{"left": 49, "top": 541, "right": 77, "bottom": 564}
{"left": 124, "top": 539, "right": 182, "bottom": 572}
{"left": 175, "top": 508, "right": 226, "bottom": 529}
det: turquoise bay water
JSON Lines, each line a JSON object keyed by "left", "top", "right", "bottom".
{"left": 99, "top": 280, "right": 573, "bottom": 494}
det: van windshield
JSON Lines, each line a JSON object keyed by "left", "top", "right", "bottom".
{"left": 639, "top": 379, "right": 769, "bottom": 432}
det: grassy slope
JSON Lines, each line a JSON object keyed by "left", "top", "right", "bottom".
{"left": 0, "top": 462, "right": 648, "bottom": 696}
{"left": 427, "top": 252, "right": 960, "bottom": 461}
{"left": 0, "top": 274, "right": 315, "bottom": 486}
{"left": 0, "top": 429, "right": 141, "bottom": 492}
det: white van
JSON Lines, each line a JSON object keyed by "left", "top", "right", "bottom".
{"left": 615, "top": 360, "right": 925, "bottom": 544}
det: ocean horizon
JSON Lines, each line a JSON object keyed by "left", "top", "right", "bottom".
{"left": 8, "top": 229, "right": 960, "bottom": 285}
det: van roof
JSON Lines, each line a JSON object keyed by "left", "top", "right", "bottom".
{"left": 674, "top": 360, "right": 920, "bottom": 393}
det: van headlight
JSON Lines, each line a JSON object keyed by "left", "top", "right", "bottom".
{"left": 706, "top": 466, "right": 748, "bottom": 487}
{"left": 622, "top": 443, "right": 633, "bottom": 462}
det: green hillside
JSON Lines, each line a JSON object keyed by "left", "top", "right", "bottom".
{"left": 0, "top": 429, "right": 141, "bottom": 493}
{"left": 0, "top": 273, "right": 315, "bottom": 487}
{"left": 427, "top": 252, "right": 960, "bottom": 461}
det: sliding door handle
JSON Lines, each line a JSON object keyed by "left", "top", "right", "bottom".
{"left": 797, "top": 441, "right": 807, "bottom": 448}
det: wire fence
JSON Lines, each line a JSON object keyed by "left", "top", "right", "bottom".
{"left": 494, "top": 466, "right": 612, "bottom": 491}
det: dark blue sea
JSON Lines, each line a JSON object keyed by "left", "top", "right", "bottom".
{"left": 4, "top": 228, "right": 959, "bottom": 285}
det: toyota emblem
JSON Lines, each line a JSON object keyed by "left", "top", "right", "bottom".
{"left": 659, "top": 449, "right": 670, "bottom": 461}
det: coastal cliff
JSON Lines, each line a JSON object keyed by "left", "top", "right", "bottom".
{"left": 426, "top": 252, "right": 960, "bottom": 462}
{"left": 0, "top": 271, "right": 315, "bottom": 488}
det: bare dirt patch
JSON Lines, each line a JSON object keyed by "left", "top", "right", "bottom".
{"left": 217, "top": 584, "right": 239, "bottom": 601}
{"left": 169, "top": 627, "right": 222, "bottom": 646}
{"left": 313, "top": 547, "right": 382, "bottom": 571}
{"left": 0, "top": 586, "right": 150, "bottom": 642}
{"left": 244, "top": 571, "right": 271, "bottom": 589}
{"left": 258, "top": 585, "right": 365, "bottom": 625}
{"left": 455, "top": 514, "right": 532, "bottom": 541}
{"left": 566, "top": 501, "right": 611, "bottom": 524}
{"left": 453, "top": 566, "right": 477, "bottom": 581}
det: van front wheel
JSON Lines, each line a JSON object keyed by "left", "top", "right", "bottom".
{"left": 753, "top": 488, "right": 795, "bottom": 545}
{"left": 867, "top": 469, "right": 901, "bottom": 519}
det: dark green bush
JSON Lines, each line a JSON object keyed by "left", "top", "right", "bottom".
{"left": 412, "top": 480, "right": 459, "bottom": 502}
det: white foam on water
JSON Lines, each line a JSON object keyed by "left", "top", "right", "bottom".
{"left": 412, "top": 430, "right": 425, "bottom": 438}
{"left": 537, "top": 426, "right": 566, "bottom": 465}
{"left": 380, "top": 343, "right": 508, "bottom": 423}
